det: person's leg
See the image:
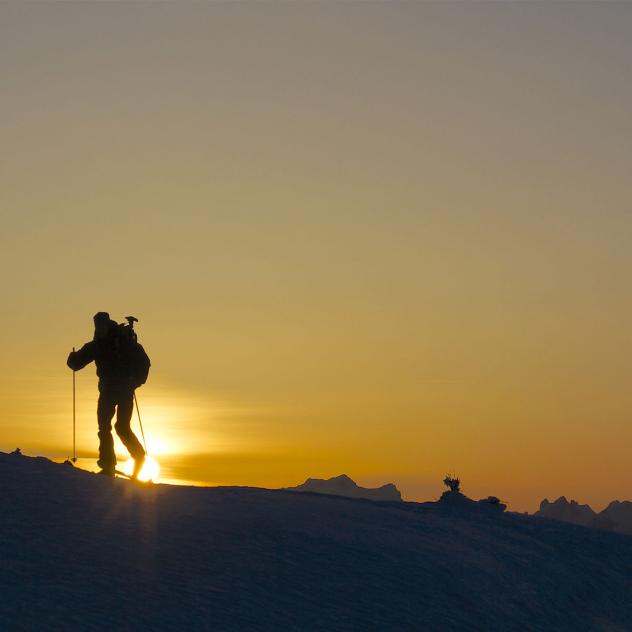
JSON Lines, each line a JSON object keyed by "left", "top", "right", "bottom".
{"left": 96, "top": 391, "right": 116, "bottom": 472}
{"left": 114, "top": 390, "right": 145, "bottom": 461}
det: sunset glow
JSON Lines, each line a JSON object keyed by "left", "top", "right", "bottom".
{"left": 119, "top": 457, "right": 160, "bottom": 484}
{"left": 2, "top": 1, "right": 632, "bottom": 513}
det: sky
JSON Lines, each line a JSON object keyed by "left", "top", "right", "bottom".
{"left": 1, "top": 1, "right": 631, "bottom": 512}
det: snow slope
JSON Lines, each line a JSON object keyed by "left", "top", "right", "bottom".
{"left": 1, "top": 452, "right": 631, "bottom": 631}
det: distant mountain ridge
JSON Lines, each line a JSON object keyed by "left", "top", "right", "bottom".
{"left": 285, "top": 474, "right": 402, "bottom": 502}
{"left": 536, "top": 497, "right": 596, "bottom": 527}
{"left": 535, "top": 496, "right": 632, "bottom": 535}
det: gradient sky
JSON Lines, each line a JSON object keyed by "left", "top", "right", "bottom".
{"left": 2, "top": 1, "right": 631, "bottom": 512}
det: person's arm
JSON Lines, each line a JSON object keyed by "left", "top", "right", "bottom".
{"left": 67, "top": 342, "right": 96, "bottom": 371}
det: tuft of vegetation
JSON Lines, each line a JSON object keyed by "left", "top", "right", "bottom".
{"left": 443, "top": 474, "right": 460, "bottom": 493}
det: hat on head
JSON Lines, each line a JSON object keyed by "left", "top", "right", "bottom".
{"left": 93, "top": 312, "right": 115, "bottom": 340}
{"left": 93, "top": 312, "right": 110, "bottom": 323}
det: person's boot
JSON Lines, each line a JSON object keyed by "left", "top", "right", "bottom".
{"left": 98, "top": 466, "right": 115, "bottom": 477}
{"left": 132, "top": 454, "right": 146, "bottom": 480}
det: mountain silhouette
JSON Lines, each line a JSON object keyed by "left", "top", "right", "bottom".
{"left": 535, "top": 496, "right": 632, "bottom": 536}
{"left": 535, "top": 496, "right": 596, "bottom": 527}
{"left": 595, "top": 501, "right": 632, "bottom": 536}
{"left": 285, "top": 474, "right": 402, "bottom": 501}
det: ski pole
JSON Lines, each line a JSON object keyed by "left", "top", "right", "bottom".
{"left": 134, "top": 392, "right": 148, "bottom": 456}
{"left": 72, "top": 347, "right": 77, "bottom": 463}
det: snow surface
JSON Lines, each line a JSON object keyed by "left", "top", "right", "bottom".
{"left": 1, "top": 452, "right": 631, "bottom": 631}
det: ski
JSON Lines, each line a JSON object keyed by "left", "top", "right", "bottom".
{"left": 114, "top": 469, "right": 153, "bottom": 483}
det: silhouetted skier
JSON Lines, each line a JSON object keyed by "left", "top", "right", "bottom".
{"left": 67, "top": 312, "right": 150, "bottom": 477}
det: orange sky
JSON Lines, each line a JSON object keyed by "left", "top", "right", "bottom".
{"left": 1, "top": 2, "right": 631, "bottom": 512}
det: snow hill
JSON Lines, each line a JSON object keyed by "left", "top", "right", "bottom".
{"left": 1, "top": 452, "right": 632, "bottom": 631}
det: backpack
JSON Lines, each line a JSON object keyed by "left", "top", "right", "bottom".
{"left": 116, "top": 319, "right": 151, "bottom": 387}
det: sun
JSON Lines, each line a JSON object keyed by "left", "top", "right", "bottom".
{"left": 120, "top": 456, "right": 160, "bottom": 482}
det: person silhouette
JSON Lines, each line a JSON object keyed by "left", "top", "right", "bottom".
{"left": 67, "top": 312, "right": 150, "bottom": 477}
